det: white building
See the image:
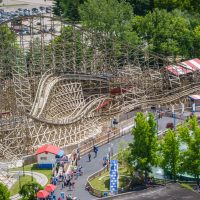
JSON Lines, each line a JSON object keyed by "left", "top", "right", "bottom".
{"left": 36, "top": 144, "right": 64, "bottom": 169}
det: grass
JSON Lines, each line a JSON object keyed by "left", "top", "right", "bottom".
{"left": 181, "top": 183, "right": 194, "bottom": 191}
{"left": 10, "top": 175, "right": 36, "bottom": 196}
{"left": 89, "top": 167, "right": 131, "bottom": 191}
{"left": 11, "top": 163, "right": 52, "bottom": 182}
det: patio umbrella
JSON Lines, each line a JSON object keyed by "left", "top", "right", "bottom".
{"left": 37, "top": 190, "right": 49, "bottom": 199}
{"left": 45, "top": 184, "right": 57, "bottom": 192}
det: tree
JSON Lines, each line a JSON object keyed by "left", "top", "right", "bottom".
{"left": 52, "top": 0, "right": 64, "bottom": 16}
{"left": 0, "top": 25, "right": 16, "bottom": 78}
{"left": 79, "top": 0, "right": 133, "bottom": 36}
{"left": 129, "top": 112, "right": 158, "bottom": 180}
{"left": 19, "top": 182, "right": 43, "bottom": 200}
{"left": 126, "top": 0, "right": 154, "bottom": 16}
{"left": 0, "top": 183, "right": 10, "bottom": 200}
{"left": 179, "top": 115, "right": 200, "bottom": 186}
{"left": 79, "top": 0, "right": 139, "bottom": 58}
{"left": 160, "top": 129, "right": 180, "bottom": 180}
{"left": 53, "top": 0, "right": 85, "bottom": 21}
{"left": 132, "top": 9, "right": 194, "bottom": 58}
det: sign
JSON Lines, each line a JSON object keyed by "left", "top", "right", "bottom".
{"left": 110, "top": 160, "right": 118, "bottom": 195}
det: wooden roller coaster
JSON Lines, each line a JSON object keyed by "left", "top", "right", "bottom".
{"left": 0, "top": 14, "right": 200, "bottom": 186}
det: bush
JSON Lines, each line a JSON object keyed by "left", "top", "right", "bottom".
{"left": 0, "top": 183, "right": 10, "bottom": 200}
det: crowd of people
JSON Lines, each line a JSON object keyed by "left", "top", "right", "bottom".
{"left": 50, "top": 157, "right": 83, "bottom": 200}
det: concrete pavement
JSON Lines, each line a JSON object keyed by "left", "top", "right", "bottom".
{"left": 54, "top": 117, "right": 177, "bottom": 200}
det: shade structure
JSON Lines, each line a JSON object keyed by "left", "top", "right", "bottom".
{"left": 189, "top": 95, "right": 200, "bottom": 100}
{"left": 37, "top": 190, "right": 49, "bottom": 198}
{"left": 45, "top": 184, "right": 57, "bottom": 192}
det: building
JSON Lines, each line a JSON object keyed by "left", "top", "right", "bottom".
{"left": 36, "top": 144, "right": 64, "bottom": 169}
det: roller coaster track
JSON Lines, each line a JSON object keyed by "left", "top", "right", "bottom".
{"left": 122, "top": 83, "right": 200, "bottom": 113}
{"left": 29, "top": 73, "right": 110, "bottom": 124}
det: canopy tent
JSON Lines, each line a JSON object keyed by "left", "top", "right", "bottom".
{"left": 37, "top": 190, "right": 49, "bottom": 198}
{"left": 45, "top": 184, "right": 57, "bottom": 192}
{"left": 56, "top": 150, "right": 65, "bottom": 158}
{"left": 166, "top": 58, "right": 200, "bottom": 76}
{"left": 188, "top": 95, "right": 200, "bottom": 100}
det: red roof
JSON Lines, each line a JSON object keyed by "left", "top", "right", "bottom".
{"left": 36, "top": 144, "right": 60, "bottom": 155}
{"left": 45, "top": 184, "right": 57, "bottom": 192}
{"left": 37, "top": 190, "right": 49, "bottom": 198}
{"left": 96, "top": 100, "right": 111, "bottom": 110}
{"left": 166, "top": 58, "right": 200, "bottom": 76}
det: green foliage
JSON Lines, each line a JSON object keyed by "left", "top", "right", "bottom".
{"left": 117, "top": 140, "right": 128, "bottom": 165}
{"left": 126, "top": 0, "right": 154, "bottom": 15}
{"left": 132, "top": 9, "right": 194, "bottom": 58}
{"left": 19, "top": 182, "right": 43, "bottom": 200}
{"left": 79, "top": 0, "right": 133, "bottom": 35}
{"left": 53, "top": 0, "right": 85, "bottom": 20}
{"left": 129, "top": 112, "right": 158, "bottom": 179}
{"left": 0, "top": 183, "right": 10, "bottom": 200}
{"left": 160, "top": 129, "right": 180, "bottom": 180}
{"left": 52, "top": 0, "right": 63, "bottom": 16}
{"left": 0, "top": 25, "right": 16, "bottom": 78}
{"left": 179, "top": 115, "right": 200, "bottom": 185}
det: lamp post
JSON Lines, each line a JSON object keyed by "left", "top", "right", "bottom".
{"left": 31, "top": 164, "right": 33, "bottom": 182}
{"left": 173, "top": 112, "right": 176, "bottom": 130}
{"left": 22, "top": 158, "right": 25, "bottom": 177}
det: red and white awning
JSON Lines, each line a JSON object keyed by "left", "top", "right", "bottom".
{"left": 166, "top": 58, "right": 200, "bottom": 76}
{"left": 189, "top": 95, "right": 200, "bottom": 100}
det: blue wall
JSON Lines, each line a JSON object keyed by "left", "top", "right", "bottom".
{"left": 37, "top": 163, "right": 53, "bottom": 169}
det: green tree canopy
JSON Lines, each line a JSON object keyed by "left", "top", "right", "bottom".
{"left": 53, "top": 0, "right": 85, "bottom": 20}
{"left": 19, "top": 182, "right": 43, "bottom": 200}
{"left": 129, "top": 112, "right": 158, "bottom": 180}
{"left": 0, "top": 183, "right": 10, "bottom": 200}
{"left": 126, "top": 0, "right": 154, "bottom": 15}
{"left": 132, "top": 9, "right": 194, "bottom": 58}
{"left": 179, "top": 115, "right": 200, "bottom": 185}
{"left": 160, "top": 129, "right": 180, "bottom": 180}
{"left": 79, "top": 0, "right": 133, "bottom": 36}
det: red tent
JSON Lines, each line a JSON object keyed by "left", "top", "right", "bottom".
{"left": 45, "top": 184, "right": 57, "bottom": 192}
{"left": 37, "top": 190, "right": 49, "bottom": 199}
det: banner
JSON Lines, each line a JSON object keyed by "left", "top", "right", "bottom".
{"left": 110, "top": 160, "right": 118, "bottom": 195}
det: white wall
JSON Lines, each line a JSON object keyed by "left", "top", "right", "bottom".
{"left": 37, "top": 152, "right": 56, "bottom": 164}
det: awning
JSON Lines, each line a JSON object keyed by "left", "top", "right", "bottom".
{"left": 189, "top": 95, "right": 200, "bottom": 100}
{"left": 37, "top": 190, "right": 49, "bottom": 198}
{"left": 45, "top": 184, "right": 57, "bottom": 192}
{"left": 166, "top": 58, "right": 200, "bottom": 76}
{"left": 56, "top": 150, "right": 64, "bottom": 157}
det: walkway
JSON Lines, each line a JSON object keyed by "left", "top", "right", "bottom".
{"left": 10, "top": 171, "right": 48, "bottom": 200}
{"left": 54, "top": 117, "right": 177, "bottom": 200}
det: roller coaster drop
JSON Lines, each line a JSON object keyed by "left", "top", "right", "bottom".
{"left": 1, "top": 15, "right": 200, "bottom": 185}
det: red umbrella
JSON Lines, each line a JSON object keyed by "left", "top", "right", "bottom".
{"left": 45, "top": 184, "right": 57, "bottom": 192}
{"left": 37, "top": 190, "right": 49, "bottom": 199}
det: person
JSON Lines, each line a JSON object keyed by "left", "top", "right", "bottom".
{"left": 94, "top": 146, "right": 98, "bottom": 158}
{"left": 88, "top": 152, "right": 91, "bottom": 162}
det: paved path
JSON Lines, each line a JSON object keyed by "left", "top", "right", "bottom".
{"left": 54, "top": 117, "right": 178, "bottom": 200}
{"left": 10, "top": 171, "right": 48, "bottom": 200}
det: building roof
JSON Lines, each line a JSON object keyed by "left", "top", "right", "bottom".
{"left": 189, "top": 95, "right": 200, "bottom": 100}
{"left": 166, "top": 58, "right": 200, "bottom": 76}
{"left": 36, "top": 144, "right": 60, "bottom": 155}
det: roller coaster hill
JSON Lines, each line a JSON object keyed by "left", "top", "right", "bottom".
{"left": 1, "top": 15, "right": 200, "bottom": 167}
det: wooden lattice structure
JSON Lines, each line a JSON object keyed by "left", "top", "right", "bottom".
{"left": 1, "top": 15, "right": 200, "bottom": 185}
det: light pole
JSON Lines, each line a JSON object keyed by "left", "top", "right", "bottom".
{"left": 173, "top": 112, "right": 176, "bottom": 130}
{"left": 22, "top": 158, "right": 25, "bottom": 177}
{"left": 31, "top": 164, "right": 33, "bottom": 182}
